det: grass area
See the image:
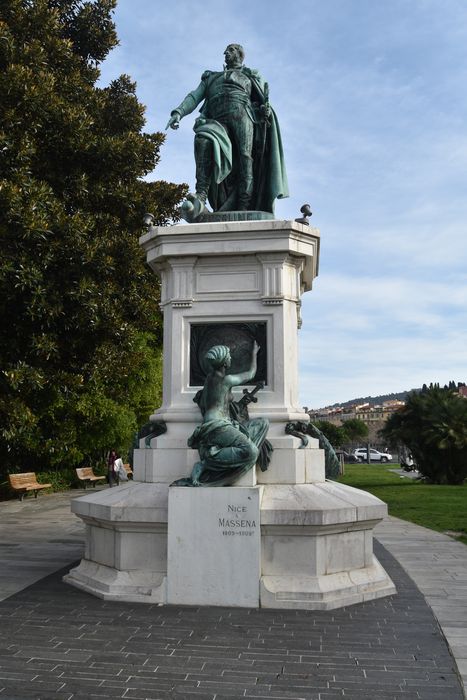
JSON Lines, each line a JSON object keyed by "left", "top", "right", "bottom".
{"left": 339, "top": 463, "right": 467, "bottom": 546}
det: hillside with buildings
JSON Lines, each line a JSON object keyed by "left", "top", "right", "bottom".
{"left": 309, "top": 398, "right": 407, "bottom": 447}
{"left": 323, "top": 390, "right": 414, "bottom": 411}
{"left": 308, "top": 382, "right": 467, "bottom": 448}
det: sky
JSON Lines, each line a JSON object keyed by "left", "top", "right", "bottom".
{"left": 99, "top": 0, "right": 467, "bottom": 408}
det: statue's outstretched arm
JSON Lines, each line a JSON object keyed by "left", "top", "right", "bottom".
{"left": 226, "top": 342, "right": 259, "bottom": 387}
{"left": 165, "top": 81, "right": 207, "bottom": 130}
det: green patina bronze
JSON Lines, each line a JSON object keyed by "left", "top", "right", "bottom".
{"left": 285, "top": 421, "right": 340, "bottom": 480}
{"left": 166, "top": 44, "right": 288, "bottom": 221}
{"left": 171, "top": 342, "right": 270, "bottom": 487}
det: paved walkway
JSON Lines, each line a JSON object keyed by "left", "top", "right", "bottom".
{"left": 0, "top": 490, "right": 466, "bottom": 699}
{"left": 376, "top": 516, "right": 467, "bottom": 693}
{"left": 0, "top": 490, "right": 86, "bottom": 602}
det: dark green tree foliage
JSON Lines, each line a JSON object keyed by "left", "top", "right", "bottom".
{"left": 0, "top": 0, "right": 187, "bottom": 473}
{"left": 312, "top": 419, "right": 368, "bottom": 448}
{"left": 313, "top": 421, "right": 346, "bottom": 448}
{"left": 381, "top": 386, "right": 467, "bottom": 485}
{"left": 341, "top": 418, "right": 368, "bottom": 444}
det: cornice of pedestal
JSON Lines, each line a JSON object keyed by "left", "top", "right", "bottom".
{"left": 140, "top": 219, "right": 320, "bottom": 291}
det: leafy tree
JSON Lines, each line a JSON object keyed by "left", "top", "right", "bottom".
{"left": 341, "top": 418, "right": 368, "bottom": 444}
{"left": 313, "top": 421, "right": 346, "bottom": 448}
{"left": 381, "top": 386, "right": 467, "bottom": 484}
{"left": 0, "top": 0, "right": 187, "bottom": 476}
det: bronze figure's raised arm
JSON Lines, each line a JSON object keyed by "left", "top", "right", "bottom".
{"left": 166, "top": 44, "right": 288, "bottom": 221}
{"left": 171, "top": 342, "right": 270, "bottom": 487}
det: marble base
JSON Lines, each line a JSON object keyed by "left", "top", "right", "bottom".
{"left": 168, "top": 487, "right": 261, "bottom": 607}
{"left": 65, "top": 480, "right": 395, "bottom": 609}
{"left": 260, "top": 557, "right": 394, "bottom": 610}
{"left": 63, "top": 560, "right": 166, "bottom": 603}
{"left": 132, "top": 435, "right": 324, "bottom": 486}
{"left": 64, "top": 483, "right": 168, "bottom": 603}
{"left": 259, "top": 482, "right": 396, "bottom": 609}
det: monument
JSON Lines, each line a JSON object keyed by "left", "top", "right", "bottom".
{"left": 65, "top": 45, "right": 395, "bottom": 609}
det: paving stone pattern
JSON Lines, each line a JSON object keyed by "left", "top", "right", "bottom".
{"left": 0, "top": 542, "right": 463, "bottom": 700}
{"left": 376, "top": 516, "right": 467, "bottom": 692}
{"left": 0, "top": 491, "right": 86, "bottom": 602}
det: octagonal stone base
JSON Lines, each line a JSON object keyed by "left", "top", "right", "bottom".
{"left": 64, "top": 483, "right": 168, "bottom": 603}
{"left": 261, "top": 558, "right": 394, "bottom": 610}
{"left": 65, "top": 480, "right": 395, "bottom": 609}
{"left": 63, "top": 561, "right": 167, "bottom": 603}
{"left": 259, "top": 482, "right": 395, "bottom": 609}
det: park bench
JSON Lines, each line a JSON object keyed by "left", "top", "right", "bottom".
{"left": 8, "top": 472, "right": 52, "bottom": 501}
{"left": 76, "top": 467, "right": 106, "bottom": 489}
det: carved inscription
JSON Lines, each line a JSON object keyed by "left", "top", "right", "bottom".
{"left": 219, "top": 503, "right": 257, "bottom": 537}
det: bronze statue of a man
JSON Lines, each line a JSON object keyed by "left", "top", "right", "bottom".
{"left": 166, "top": 44, "right": 288, "bottom": 217}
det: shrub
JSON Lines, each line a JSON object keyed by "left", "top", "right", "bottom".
{"left": 381, "top": 386, "right": 467, "bottom": 484}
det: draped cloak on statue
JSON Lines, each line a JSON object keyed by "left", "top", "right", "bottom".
{"left": 171, "top": 67, "right": 289, "bottom": 214}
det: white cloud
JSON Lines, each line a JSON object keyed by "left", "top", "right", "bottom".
{"left": 299, "top": 275, "right": 467, "bottom": 406}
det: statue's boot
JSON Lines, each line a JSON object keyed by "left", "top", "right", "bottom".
{"left": 237, "top": 153, "right": 254, "bottom": 210}
{"left": 194, "top": 135, "right": 212, "bottom": 207}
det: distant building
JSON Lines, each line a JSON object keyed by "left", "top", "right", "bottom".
{"left": 309, "top": 384, "right": 466, "bottom": 446}
{"left": 308, "top": 400, "right": 405, "bottom": 446}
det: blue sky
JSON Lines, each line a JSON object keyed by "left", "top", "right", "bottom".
{"left": 99, "top": 0, "right": 467, "bottom": 408}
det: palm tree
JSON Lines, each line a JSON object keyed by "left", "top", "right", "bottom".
{"left": 381, "top": 386, "right": 467, "bottom": 484}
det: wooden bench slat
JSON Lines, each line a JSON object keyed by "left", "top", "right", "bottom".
{"left": 76, "top": 467, "right": 106, "bottom": 488}
{"left": 8, "top": 473, "right": 52, "bottom": 501}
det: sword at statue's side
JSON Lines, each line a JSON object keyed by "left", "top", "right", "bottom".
{"left": 256, "top": 81, "right": 270, "bottom": 207}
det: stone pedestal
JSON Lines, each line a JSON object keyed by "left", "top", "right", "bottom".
{"left": 168, "top": 487, "right": 261, "bottom": 607}
{"left": 65, "top": 220, "right": 395, "bottom": 609}
{"left": 260, "top": 482, "right": 394, "bottom": 609}
{"left": 63, "top": 483, "right": 168, "bottom": 602}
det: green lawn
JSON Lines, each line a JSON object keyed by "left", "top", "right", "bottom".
{"left": 338, "top": 464, "right": 467, "bottom": 545}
